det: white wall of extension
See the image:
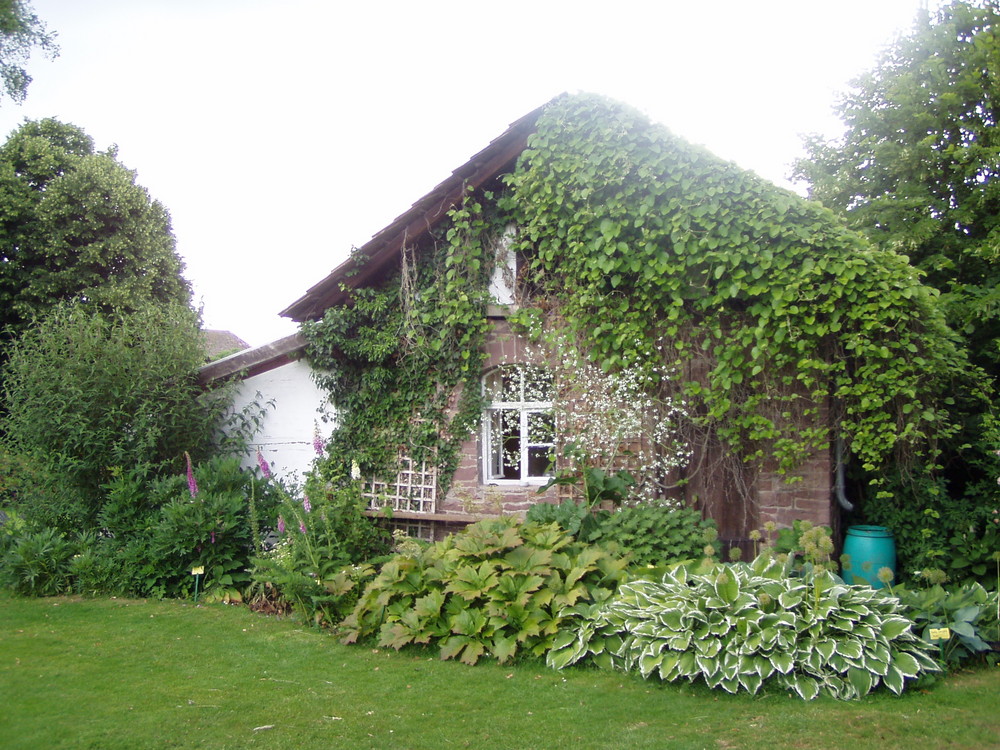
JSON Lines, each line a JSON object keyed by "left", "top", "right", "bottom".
{"left": 229, "top": 358, "right": 335, "bottom": 485}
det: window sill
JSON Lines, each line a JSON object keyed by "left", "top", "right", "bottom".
{"left": 483, "top": 478, "right": 552, "bottom": 488}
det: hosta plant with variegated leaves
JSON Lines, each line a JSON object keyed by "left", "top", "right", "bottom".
{"left": 339, "top": 517, "right": 629, "bottom": 665}
{"left": 547, "top": 553, "right": 940, "bottom": 700}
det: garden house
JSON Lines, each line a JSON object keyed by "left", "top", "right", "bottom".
{"left": 217, "top": 94, "right": 946, "bottom": 553}
{"left": 272, "top": 95, "right": 908, "bottom": 545}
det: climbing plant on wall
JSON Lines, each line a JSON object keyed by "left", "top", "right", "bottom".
{"left": 302, "top": 94, "right": 986, "bottom": 508}
{"left": 499, "top": 95, "right": 986, "bottom": 487}
{"left": 302, "top": 189, "right": 501, "bottom": 491}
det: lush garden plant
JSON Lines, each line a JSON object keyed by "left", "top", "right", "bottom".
{"left": 5, "top": 455, "right": 283, "bottom": 600}
{"left": 250, "top": 481, "right": 391, "bottom": 626}
{"left": 526, "top": 499, "right": 717, "bottom": 569}
{"left": 892, "top": 577, "right": 999, "bottom": 668}
{"left": 0, "top": 526, "right": 81, "bottom": 596}
{"left": 340, "top": 516, "right": 629, "bottom": 665}
{"left": 548, "top": 553, "right": 941, "bottom": 700}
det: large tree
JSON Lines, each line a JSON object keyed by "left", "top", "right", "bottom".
{"left": 794, "top": 0, "right": 999, "bottom": 574}
{"left": 0, "top": 118, "right": 192, "bottom": 342}
{"left": 795, "top": 0, "right": 1000, "bottom": 374}
{"left": 0, "top": 0, "right": 56, "bottom": 105}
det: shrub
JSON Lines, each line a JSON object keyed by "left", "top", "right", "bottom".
{"left": 589, "top": 504, "right": 716, "bottom": 567}
{"left": 548, "top": 554, "right": 941, "bottom": 700}
{"left": 340, "top": 517, "right": 630, "bottom": 665}
{"left": 525, "top": 499, "right": 605, "bottom": 540}
{"left": 1, "top": 527, "right": 78, "bottom": 596}
{"left": 1, "top": 303, "right": 230, "bottom": 531}
{"left": 251, "top": 483, "right": 391, "bottom": 626}
{"left": 893, "top": 579, "right": 999, "bottom": 668}
{"left": 526, "top": 500, "right": 717, "bottom": 569}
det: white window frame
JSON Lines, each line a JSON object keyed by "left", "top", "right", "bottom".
{"left": 488, "top": 224, "right": 518, "bottom": 306}
{"left": 482, "top": 364, "right": 554, "bottom": 484}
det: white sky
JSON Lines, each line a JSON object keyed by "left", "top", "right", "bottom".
{"left": 0, "top": 0, "right": 926, "bottom": 346}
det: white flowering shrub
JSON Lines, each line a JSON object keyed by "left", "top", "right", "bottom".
{"left": 527, "top": 328, "right": 691, "bottom": 505}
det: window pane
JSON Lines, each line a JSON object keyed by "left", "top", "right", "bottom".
{"left": 484, "top": 369, "right": 505, "bottom": 401}
{"left": 489, "top": 408, "right": 522, "bottom": 479}
{"left": 527, "top": 410, "right": 554, "bottom": 445}
{"left": 527, "top": 446, "right": 553, "bottom": 477}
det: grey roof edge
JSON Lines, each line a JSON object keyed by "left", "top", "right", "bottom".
{"left": 198, "top": 331, "right": 308, "bottom": 385}
{"left": 279, "top": 95, "right": 563, "bottom": 322}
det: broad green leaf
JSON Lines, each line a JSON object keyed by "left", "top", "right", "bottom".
{"left": 891, "top": 651, "right": 921, "bottom": 678}
{"left": 847, "top": 666, "right": 874, "bottom": 697}
{"left": 879, "top": 616, "right": 911, "bottom": 640}
{"left": 790, "top": 674, "right": 821, "bottom": 700}
{"left": 882, "top": 664, "right": 905, "bottom": 695}
{"left": 771, "top": 651, "right": 794, "bottom": 674}
{"left": 491, "top": 635, "right": 518, "bottom": 664}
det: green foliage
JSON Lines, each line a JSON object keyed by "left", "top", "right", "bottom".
{"left": 527, "top": 500, "right": 716, "bottom": 570}
{"left": 1, "top": 303, "right": 228, "bottom": 530}
{"left": 151, "top": 488, "right": 252, "bottom": 600}
{"left": 501, "top": 94, "right": 980, "bottom": 484}
{"left": 894, "top": 580, "right": 999, "bottom": 668}
{"left": 796, "top": 1, "right": 1000, "bottom": 376}
{"left": 340, "top": 516, "right": 629, "bottom": 665}
{"left": 588, "top": 504, "right": 717, "bottom": 568}
{"left": 862, "top": 493, "right": 999, "bottom": 587}
{"left": 52, "top": 456, "right": 280, "bottom": 599}
{"left": 302, "top": 188, "right": 496, "bottom": 491}
{"left": 540, "top": 456, "right": 635, "bottom": 509}
{"left": 251, "top": 484, "right": 391, "bottom": 626}
{"left": 1, "top": 527, "right": 78, "bottom": 596}
{"left": 0, "top": 1, "right": 56, "bottom": 105}
{"left": 771, "top": 519, "right": 836, "bottom": 573}
{"left": 549, "top": 554, "right": 941, "bottom": 700}
{"left": 525, "top": 498, "right": 605, "bottom": 540}
{"left": 0, "top": 118, "right": 191, "bottom": 341}
{"left": 795, "top": 2, "right": 1000, "bottom": 534}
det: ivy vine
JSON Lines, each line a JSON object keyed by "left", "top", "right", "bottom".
{"left": 302, "top": 188, "right": 501, "bottom": 491}
{"left": 302, "top": 94, "right": 986, "bottom": 504}
{"left": 499, "top": 94, "right": 985, "bottom": 480}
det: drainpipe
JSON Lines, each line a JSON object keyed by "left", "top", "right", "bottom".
{"left": 835, "top": 434, "right": 854, "bottom": 512}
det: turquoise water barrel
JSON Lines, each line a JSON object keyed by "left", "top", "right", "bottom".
{"left": 841, "top": 525, "right": 896, "bottom": 588}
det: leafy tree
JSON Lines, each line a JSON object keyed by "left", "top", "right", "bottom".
{"left": 0, "top": 118, "right": 192, "bottom": 344}
{"left": 0, "top": 0, "right": 56, "bottom": 105}
{"left": 1, "top": 302, "right": 228, "bottom": 530}
{"left": 796, "top": 1, "right": 1000, "bottom": 371}
{"left": 794, "top": 1, "right": 1000, "bottom": 565}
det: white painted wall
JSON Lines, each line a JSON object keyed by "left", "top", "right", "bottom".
{"left": 229, "top": 359, "right": 335, "bottom": 484}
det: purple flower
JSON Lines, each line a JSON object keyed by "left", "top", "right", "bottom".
{"left": 302, "top": 494, "right": 312, "bottom": 513}
{"left": 277, "top": 515, "right": 286, "bottom": 534}
{"left": 299, "top": 522, "right": 307, "bottom": 534}
{"left": 185, "top": 452, "right": 198, "bottom": 498}
{"left": 210, "top": 531, "right": 216, "bottom": 544}
{"left": 256, "top": 449, "right": 272, "bottom": 479}
{"left": 313, "top": 425, "right": 326, "bottom": 456}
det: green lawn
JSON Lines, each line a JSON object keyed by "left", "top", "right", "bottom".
{"left": 1, "top": 594, "right": 998, "bottom": 750}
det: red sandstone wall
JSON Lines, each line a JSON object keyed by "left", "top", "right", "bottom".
{"left": 439, "top": 313, "right": 835, "bottom": 544}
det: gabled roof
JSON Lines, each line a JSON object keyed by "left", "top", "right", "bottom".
{"left": 198, "top": 332, "right": 307, "bottom": 385}
{"left": 280, "top": 97, "right": 558, "bottom": 322}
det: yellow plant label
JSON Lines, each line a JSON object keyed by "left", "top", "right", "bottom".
{"left": 191, "top": 566, "right": 205, "bottom": 576}
{"left": 929, "top": 627, "right": 951, "bottom": 640}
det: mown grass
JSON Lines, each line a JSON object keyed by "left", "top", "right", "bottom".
{"left": 1, "top": 593, "right": 998, "bottom": 750}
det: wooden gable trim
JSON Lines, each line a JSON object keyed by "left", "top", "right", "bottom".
{"left": 198, "top": 332, "right": 308, "bottom": 385}
{"left": 279, "top": 98, "right": 558, "bottom": 322}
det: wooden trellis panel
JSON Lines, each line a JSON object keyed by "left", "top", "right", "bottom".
{"left": 363, "top": 456, "right": 437, "bottom": 514}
